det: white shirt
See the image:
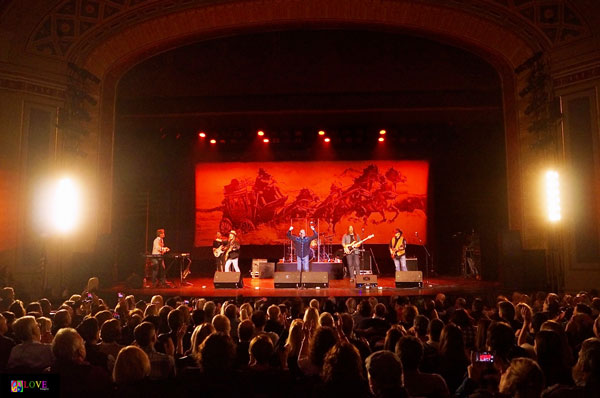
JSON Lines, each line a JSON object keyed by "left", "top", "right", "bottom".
{"left": 152, "top": 236, "right": 166, "bottom": 255}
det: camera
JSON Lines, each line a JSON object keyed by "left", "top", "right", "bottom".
{"left": 117, "top": 292, "right": 123, "bottom": 298}
{"left": 474, "top": 351, "right": 494, "bottom": 363}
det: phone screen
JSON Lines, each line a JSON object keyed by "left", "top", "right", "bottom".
{"left": 118, "top": 292, "right": 123, "bottom": 298}
{"left": 476, "top": 352, "right": 494, "bottom": 363}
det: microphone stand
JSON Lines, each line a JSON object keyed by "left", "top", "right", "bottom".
{"left": 415, "top": 233, "right": 433, "bottom": 286}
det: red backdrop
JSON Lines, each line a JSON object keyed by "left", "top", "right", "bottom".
{"left": 195, "top": 161, "right": 428, "bottom": 246}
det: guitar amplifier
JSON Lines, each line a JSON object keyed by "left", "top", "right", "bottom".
{"left": 395, "top": 271, "right": 423, "bottom": 288}
{"left": 213, "top": 271, "right": 243, "bottom": 288}
{"left": 274, "top": 272, "right": 301, "bottom": 288}
{"left": 354, "top": 274, "right": 377, "bottom": 288}
{"left": 407, "top": 257, "right": 419, "bottom": 271}
{"left": 302, "top": 272, "right": 329, "bottom": 288}
{"left": 251, "top": 259, "right": 268, "bottom": 279}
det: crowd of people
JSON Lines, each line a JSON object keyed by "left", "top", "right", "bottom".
{"left": 0, "top": 283, "right": 599, "bottom": 398}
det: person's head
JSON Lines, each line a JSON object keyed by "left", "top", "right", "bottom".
{"left": 499, "top": 358, "right": 545, "bottom": 398}
{"left": 156, "top": 228, "right": 165, "bottom": 238}
{"left": 309, "top": 299, "right": 320, "bottom": 309}
{"left": 238, "top": 319, "right": 255, "bottom": 343}
{"left": 13, "top": 316, "right": 41, "bottom": 343}
{"left": 322, "top": 342, "right": 364, "bottom": 385}
{"left": 374, "top": 303, "right": 387, "bottom": 319}
{"left": 319, "top": 312, "right": 335, "bottom": 328}
{"left": 402, "top": 305, "right": 418, "bottom": 326}
{"left": 267, "top": 305, "right": 280, "bottom": 321}
{"left": 303, "top": 306, "right": 320, "bottom": 327}
{"left": 199, "top": 332, "right": 235, "bottom": 372}
{"left": 428, "top": 318, "right": 444, "bottom": 343}
{"left": 299, "top": 229, "right": 306, "bottom": 238}
{"left": 395, "top": 229, "right": 402, "bottom": 238}
{"left": 150, "top": 295, "right": 164, "bottom": 307}
{"left": 339, "top": 313, "right": 354, "bottom": 337}
{"left": 9, "top": 300, "right": 25, "bottom": 318}
{"left": 76, "top": 317, "right": 99, "bottom": 343}
{"left": 26, "top": 302, "right": 42, "bottom": 315}
{"left": 348, "top": 225, "right": 354, "bottom": 235}
{"left": 134, "top": 321, "right": 156, "bottom": 348}
{"left": 94, "top": 310, "right": 113, "bottom": 328}
{"left": 249, "top": 334, "right": 274, "bottom": 367}
{"left": 498, "top": 301, "right": 516, "bottom": 322}
{"left": 212, "top": 314, "right": 231, "bottom": 335}
{"left": 472, "top": 298, "right": 484, "bottom": 313}
{"left": 365, "top": 350, "right": 404, "bottom": 397}
{"left": 572, "top": 337, "right": 600, "bottom": 387}
{"left": 439, "top": 323, "right": 466, "bottom": 360}
{"left": 52, "top": 328, "right": 86, "bottom": 364}
{"left": 228, "top": 230, "right": 236, "bottom": 241}
{"left": 113, "top": 345, "right": 151, "bottom": 384}
{"left": 203, "top": 301, "right": 216, "bottom": 320}
{"left": 309, "top": 326, "right": 338, "bottom": 369}
{"left": 395, "top": 335, "right": 423, "bottom": 372}
{"left": 486, "top": 321, "right": 515, "bottom": 356}
{"left": 216, "top": 231, "right": 222, "bottom": 239}
{"left": 285, "top": 319, "right": 304, "bottom": 354}
{"left": 384, "top": 325, "right": 404, "bottom": 352}
{"left": 100, "top": 318, "right": 121, "bottom": 343}
{"left": 358, "top": 300, "right": 372, "bottom": 318}
{"left": 251, "top": 310, "right": 267, "bottom": 331}
{"left": 413, "top": 315, "right": 429, "bottom": 337}
{"left": 191, "top": 323, "right": 215, "bottom": 357}
{"left": 167, "top": 308, "right": 184, "bottom": 332}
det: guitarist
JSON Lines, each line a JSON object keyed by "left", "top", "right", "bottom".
{"left": 212, "top": 231, "right": 227, "bottom": 272}
{"left": 389, "top": 229, "right": 407, "bottom": 271}
{"left": 342, "top": 225, "right": 361, "bottom": 282}
{"left": 224, "top": 230, "right": 241, "bottom": 272}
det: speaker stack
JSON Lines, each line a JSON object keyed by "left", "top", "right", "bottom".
{"left": 395, "top": 271, "right": 423, "bottom": 288}
{"left": 213, "top": 272, "right": 244, "bottom": 288}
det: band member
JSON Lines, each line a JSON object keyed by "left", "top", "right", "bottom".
{"left": 287, "top": 224, "right": 318, "bottom": 272}
{"left": 224, "top": 230, "right": 240, "bottom": 272}
{"left": 390, "top": 229, "right": 407, "bottom": 272}
{"left": 151, "top": 228, "right": 170, "bottom": 287}
{"left": 342, "top": 225, "right": 361, "bottom": 281}
{"left": 212, "top": 231, "right": 227, "bottom": 272}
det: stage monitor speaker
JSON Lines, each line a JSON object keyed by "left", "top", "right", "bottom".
{"left": 213, "top": 271, "right": 243, "bottom": 288}
{"left": 395, "top": 271, "right": 423, "bottom": 288}
{"left": 274, "top": 272, "right": 301, "bottom": 288}
{"left": 406, "top": 258, "right": 419, "bottom": 271}
{"left": 355, "top": 274, "right": 378, "bottom": 288}
{"left": 302, "top": 272, "right": 329, "bottom": 288}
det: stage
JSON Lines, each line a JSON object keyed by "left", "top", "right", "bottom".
{"left": 101, "top": 275, "right": 501, "bottom": 299}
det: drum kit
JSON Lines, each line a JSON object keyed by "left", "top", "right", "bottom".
{"left": 283, "top": 233, "right": 341, "bottom": 263}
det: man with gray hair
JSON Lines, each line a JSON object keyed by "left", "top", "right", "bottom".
{"left": 7, "top": 315, "right": 53, "bottom": 371}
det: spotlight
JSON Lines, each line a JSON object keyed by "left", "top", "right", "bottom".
{"left": 318, "top": 130, "right": 325, "bottom": 136}
{"left": 210, "top": 139, "right": 216, "bottom": 144}
{"left": 379, "top": 129, "right": 386, "bottom": 135}
{"left": 378, "top": 137, "right": 385, "bottom": 142}
{"left": 324, "top": 137, "right": 331, "bottom": 143}
{"left": 51, "top": 177, "right": 81, "bottom": 234}
{"left": 545, "top": 170, "right": 561, "bottom": 222}
{"left": 263, "top": 138, "right": 270, "bottom": 143}
{"left": 198, "top": 132, "right": 206, "bottom": 138}
{"left": 257, "top": 130, "right": 265, "bottom": 136}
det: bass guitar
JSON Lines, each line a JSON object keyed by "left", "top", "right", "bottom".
{"left": 213, "top": 245, "right": 225, "bottom": 257}
{"left": 343, "top": 234, "right": 375, "bottom": 254}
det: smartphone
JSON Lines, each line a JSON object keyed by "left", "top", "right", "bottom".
{"left": 113, "top": 313, "right": 120, "bottom": 320}
{"left": 474, "top": 351, "right": 494, "bottom": 363}
{"left": 117, "top": 292, "right": 123, "bottom": 298}
{"left": 87, "top": 293, "right": 92, "bottom": 299}
{"left": 184, "top": 300, "right": 190, "bottom": 305}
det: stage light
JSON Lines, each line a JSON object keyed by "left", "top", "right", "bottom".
{"left": 378, "top": 137, "right": 385, "bottom": 142}
{"left": 209, "top": 139, "right": 216, "bottom": 144}
{"left": 318, "top": 130, "right": 325, "bottom": 136}
{"left": 545, "top": 170, "right": 561, "bottom": 222}
{"left": 51, "top": 177, "right": 81, "bottom": 234}
{"left": 324, "top": 137, "right": 331, "bottom": 143}
{"left": 257, "top": 130, "right": 265, "bottom": 136}
{"left": 198, "top": 132, "right": 206, "bottom": 138}
{"left": 263, "top": 138, "right": 270, "bottom": 143}
{"left": 379, "top": 129, "right": 386, "bottom": 135}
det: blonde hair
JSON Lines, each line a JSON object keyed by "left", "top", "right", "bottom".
{"left": 319, "top": 312, "right": 335, "bottom": 328}
{"left": 191, "top": 323, "right": 215, "bottom": 358}
{"left": 303, "top": 307, "right": 319, "bottom": 328}
{"left": 285, "top": 319, "right": 304, "bottom": 356}
{"left": 240, "top": 303, "right": 253, "bottom": 320}
{"left": 13, "top": 316, "right": 38, "bottom": 342}
{"left": 37, "top": 317, "right": 52, "bottom": 334}
{"left": 113, "top": 346, "right": 150, "bottom": 384}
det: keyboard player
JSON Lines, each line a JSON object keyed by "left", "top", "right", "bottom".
{"left": 151, "top": 228, "right": 170, "bottom": 287}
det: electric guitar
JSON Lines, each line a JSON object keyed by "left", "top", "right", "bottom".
{"left": 213, "top": 244, "right": 225, "bottom": 257}
{"left": 343, "top": 234, "right": 375, "bottom": 254}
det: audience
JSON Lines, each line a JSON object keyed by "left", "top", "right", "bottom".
{"left": 0, "top": 283, "right": 598, "bottom": 398}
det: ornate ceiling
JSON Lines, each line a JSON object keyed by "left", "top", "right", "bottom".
{"left": 15, "top": 0, "right": 591, "bottom": 60}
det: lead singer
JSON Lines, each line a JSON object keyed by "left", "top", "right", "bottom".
{"left": 287, "top": 224, "right": 318, "bottom": 272}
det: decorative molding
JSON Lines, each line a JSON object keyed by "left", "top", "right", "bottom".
{"left": 0, "top": 74, "right": 66, "bottom": 100}
{"left": 554, "top": 65, "right": 600, "bottom": 88}
{"left": 25, "top": 0, "right": 591, "bottom": 60}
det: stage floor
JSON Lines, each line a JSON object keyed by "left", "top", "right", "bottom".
{"left": 102, "top": 275, "right": 501, "bottom": 299}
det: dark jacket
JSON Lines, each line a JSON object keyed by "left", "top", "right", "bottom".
{"left": 287, "top": 228, "right": 318, "bottom": 258}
